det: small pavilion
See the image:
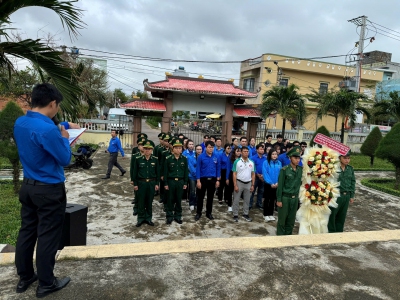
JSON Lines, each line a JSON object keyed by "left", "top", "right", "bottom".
{"left": 121, "top": 75, "right": 258, "bottom": 144}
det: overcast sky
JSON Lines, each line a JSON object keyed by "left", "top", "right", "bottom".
{"left": 9, "top": 0, "right": 400, "bottom": 94}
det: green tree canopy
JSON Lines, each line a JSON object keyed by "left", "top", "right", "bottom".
{"left": 260, "top": 84, "right": 306, "bottom": 138}
{"left": 375, "top": 123, "right": 400, "bottom": 189}
{"left": 309, "top": 126, "right": 331, "bottom": 147}
{"left": 114, "top": 88, "right": 129, "bottom": 103}
{"left": 373, "top": 91, "right": 400, "bottom": 124}
{"left": 360, "top": 127, "right": 382, "bottom": 166}
{"left": 0, "top": 101, "right": 24, "bottom": 193}
{"left": 0, "top": 0, "right": 85, "bottom": 120}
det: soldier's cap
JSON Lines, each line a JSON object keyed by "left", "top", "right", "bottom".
{"left": 158, "top": 132, "right": 165, "bottom": 139}
{"left": 163, "top": 134, "right": 171, "bottom": 141}
{"left": 287, "top": 146, "right": 301, "bottom": 157}
{"left": 171, "top": 138, "right": 183, "bottom": 147}
{"left": 340, "top": 149, "right": 352, "bottom": 157}
{"left": 143, "top": 140, "right": 155, "bottom": 149}
{"left": 137, "top": 133, "right": 148, "bottom": 139}
{"left": 137, "top": 137, "right": 147, "bottom": 145}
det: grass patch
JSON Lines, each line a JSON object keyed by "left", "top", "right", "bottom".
{"left": 350, "top": 153, "right": 395, "bottom": 171}
{"left": 0, "top": 181, "right": 21, "bottom": 246}
{"left": 361, "top": 178, "right": 400, "bottom": 197}
{"left": 0, "top": 157, "right": 13, "bottom": 170}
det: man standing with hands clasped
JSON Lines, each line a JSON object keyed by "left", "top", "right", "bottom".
{"left": 276, "top": 146, "right": 303, "bottom": 235}
{"left": 13, "top": 83, "right": 71, "bottom": 297}
{"left": 102, "top": 130, "right": 126, "bottom": 179}
{"left": 232, "top": 146, "right": 255, "bottom": 222}
{"left": 328, "top": 150, "right": 355, "bottom": 233}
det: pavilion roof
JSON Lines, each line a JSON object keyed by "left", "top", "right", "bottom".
{"left": 120, "top": 100, "right": 166, "bottom": 111}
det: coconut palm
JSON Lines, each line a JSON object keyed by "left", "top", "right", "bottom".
{"left": 260, "top": 83, "right": 306, "bottom": 138}
{"left": 373, "top": 91, "right": 400, "bottom": 123}
{"left": 0, "top": 0, "right": 85, "bottom": 119}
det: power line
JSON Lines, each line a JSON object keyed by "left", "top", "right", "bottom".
{"left": 369, "top": 21, "right": 400, "bottom": 37}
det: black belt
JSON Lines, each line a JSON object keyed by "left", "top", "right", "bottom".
{"left": 110, "top": 152, "right": 118, "bottom": 155}
{"left": 237, "top": 179, "right": 251, "bottom": 184}
{"left": 283, "top": 192, "right": 298, "bottom": 199}
{"left": 202, "top": 177, "right": 216, "bottom": 180}
{"left": 138, "top": 178, "right": 156, "bottom": 182}
{"left": 23, "top": 178, "right": 63, "bottom": 186}
{"left": 168, "top": 177, "right": 184, "bottom": 181}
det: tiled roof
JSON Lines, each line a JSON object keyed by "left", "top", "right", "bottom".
{"left": 144, "top": 76, "right": 257, "bottom": 97}
{"left": 233, "top": 107, "right": 261, "bottom": 118}
{"left": 120, "top": 100, "right": 166, "bottom": 111}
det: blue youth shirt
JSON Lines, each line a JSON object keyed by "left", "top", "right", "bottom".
{"left": 196, "top": 152, "right": 221, "bottom": 179}
{"left": 251, "top": 153, "right": 266, "bottom": 175}
{"left": 14, "top": 111, "right": 71, "bottom": 183}
{"left": 108, "top": 136, "right": 125, "bottom": 156}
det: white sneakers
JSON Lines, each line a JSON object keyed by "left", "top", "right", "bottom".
{"left": 190, "top": 205, "right": 194, "bottom": 211}
{"left": 228, "top": 207, "right": 232, "bottom": 212}
{"left": 264, "top": 216, "right": 276, "bottom": 222}
{"left": 269, "top": 216, "right": 275, "bottom": 221}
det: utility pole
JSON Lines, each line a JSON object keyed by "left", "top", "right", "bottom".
{"left": 348, "top": 15, "right": 367, "bottom": 92}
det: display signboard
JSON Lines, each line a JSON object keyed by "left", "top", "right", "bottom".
{"left": 314, "top": 134, "right": 350, "bottom": 156}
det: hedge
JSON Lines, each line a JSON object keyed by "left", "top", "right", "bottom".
{"left": 360, "top": 178, "right": 400, "bottom": 197}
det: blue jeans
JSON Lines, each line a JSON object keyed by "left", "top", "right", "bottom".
{"left": 188, "top": 179, "right": 197, "bottom": 206}
{"left": 249, "top": 176, "right": 264, "bottom": 208}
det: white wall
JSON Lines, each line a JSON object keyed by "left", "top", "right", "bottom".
{"left": 173, "top": 92, "right": 226, "bottom": 114}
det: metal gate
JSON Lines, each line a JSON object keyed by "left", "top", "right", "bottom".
{"left": 169, "top": 118, "right": 228, "bottom": 145}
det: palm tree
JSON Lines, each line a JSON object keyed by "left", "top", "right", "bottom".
{"left": 373, "top": 91, "right": 400, "bottom": 123}
{"left": 0, "top": 0, "right": 85, "bottom": 119}
{"left": 333, "top": 90, "right": 370, "bottom": 143}
{"left": 260, "top": 83, "right": 306, "bottom": 138}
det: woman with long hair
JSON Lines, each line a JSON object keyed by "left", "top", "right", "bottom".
{"left": 262, "top": 148, "right": 282, "bottom": 222}
{"left": 225, "top": 147, "right": 241, "bottom": 212}
{"left": 217, "top": 143, "right": 231, "bottom": 205}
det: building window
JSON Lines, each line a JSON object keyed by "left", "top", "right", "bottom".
{"left": 279, "top": 78, "right": 288, "bottom": 87}
{"left": 243, "top": 78, "right": 255, "bottom": 92}
{"left": 319, "top": 83, "right": 328, "bottom": 94}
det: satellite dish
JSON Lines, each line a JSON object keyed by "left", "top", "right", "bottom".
{"left": 264, "top": 80, "right": 271, "bottom": 87}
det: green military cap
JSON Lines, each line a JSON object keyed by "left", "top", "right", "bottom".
{"left": 340, "top": 149, "right": 352, "bottom": 157}
{"left": 137, "top": 133, "right": 148, "bottom": 139}
{"left": 171, "top": 138, "right": 183, "bottom": 147}
{"left": 158, "top": 132, "right": 165, "bottom": 139}
{"left": 287, "top": 146, "right": 301, "bottom": 157}
{"left": 163, "top": 133, "right": 171, "bottom": 141}
{"left": 143, "top": 140, "right": 155, "bottom": 149}
{"left": 137, "top": 137, "right": 147, "bottom": 145}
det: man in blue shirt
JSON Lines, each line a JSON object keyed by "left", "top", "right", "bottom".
{"left": 278, "top": 143, "right": 303, "bottom": 167}
{"left": 102, "top": 130, "right": 126, "bottom": 179}
{"left": 250, "top": 144, "right": 266, "bottom": 210}
{"left": 248, "top": 137, "right": 257, "bottom": 156}
{"left": 200, "top": 134, "right": 209, "bottom": 151}
{"left": 13, "top": 83, "right": 71, "bottom": 297}
{"left": 195, "top": 141, "right": 221, "bottom": 221}
{"left": 213, "top": 137, "right": 224, "bottom": 157}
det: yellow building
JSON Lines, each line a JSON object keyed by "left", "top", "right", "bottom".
{"left": 239, "top": 53, "right": 384, "bottom": 132}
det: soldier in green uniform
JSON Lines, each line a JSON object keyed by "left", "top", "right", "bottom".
{"left": 130, "top": 137, "right": 148, "bottom": 213}
{"left": 131, "top": 140, "right": 159, "bottom": 227}
{"left": 163, "top": 138, "right": 188, "bottom": 224}
{"left": 132, "top": 133, "right": 148, "bottom": 155}
{"left": 154, "top": 132, "right": 165, "bottom": 157}
{"left": 328, "top": 150, "right": 355, "bottom": 233}
{"left": 158, "top": 134, "right": 172, "bottom": 204}
{"left": 276, "top": 146, "right": 303, "bottom": 235}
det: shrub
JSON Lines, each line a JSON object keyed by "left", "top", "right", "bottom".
{"left": 360, "top": 127, "right": 382, "bottom": 166}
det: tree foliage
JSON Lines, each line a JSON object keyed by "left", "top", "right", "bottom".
{"left": 309, "top": 126, "right": 331, "bottom": 147}
{"left": 0, "top": 0, "right": 85, "bottom": 120}
{"left": 360, "top": 127, "right": 382, "bottom": 166}
{"left": 114, "top": 88, "right": 129, "bottom": 103}
{"left": 0, "top": 102, "right": 24, "bottom": 194}
{"left": 260, "top": 84, "right": 306, "bottom": 138}
{"left": 375, "top": 123, "right": 400, "bottom": 189}
{"left": 373, "top": 91, "right": 400, "bottom": 124}
{"left": 0, "top": 67, "right": 39, "bottom": 104}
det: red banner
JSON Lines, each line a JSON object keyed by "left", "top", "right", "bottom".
{"left": 314, "top": 133, "right": 350, "bottom": 156}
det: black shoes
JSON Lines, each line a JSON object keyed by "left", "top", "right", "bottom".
{"left": 145, "top": 220, "right": 155, "bottom": 226}
{"left": 132, "top": 210, "right": 138, "bottom": 216}
{"left": 120, "top": 171, "right": 126, "bottom": 176}
{"left": 206, "top": 214, "right": 214, "bottom": 220}
{"left": 174, "top": 219, "right": 183, "bottom": 224}
{"left": 194, "top": 214, "right": 201, "bottom": 221}
{"left": 36, "top": 277, "right": 70, "bottom": 298}
{"left": 16, "top": 273, "right": 37, "bottom": 293}
{"left": 166, "top": 219, "right": 172, "bottom": 225}
{"left": 101, "top": 176, "right": 110, "bottom": 179}
{"left": 136, "top": 221, "right": 143, "bottom": 227}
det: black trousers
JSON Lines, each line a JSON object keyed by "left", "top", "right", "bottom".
{"left": 15, "top": 182, "right": 66, "bottom": 286}
{"left": 106, "top": 152, "right": 125, "bottom": 176}
{"left": 263, "top": 183, "right": 277, "bottom": 216}
{"left": 217, "top": 169, "right": 227, "bottom": 201}
{"left": 224, "top": 171, "right": 234, "bottom": 207}
{"left": 196, "top": 177, "right": 216, "bottom": 215}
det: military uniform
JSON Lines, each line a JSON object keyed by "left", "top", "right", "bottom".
{"left": 132, "top": 133, "right": 148, "bottom": 155}
{"left": 276, "top": 146, "right": 303, "bottom": 235}
{"left": 158, "top": 134, "right": 172, "bottom": 205}
{"left": 163, "top": 138, "right": 188, "bottom": 224}
{"left": 328, "top": 154, "right": 355, "bottom": 233}
{"left": 130, "top": 137, "right": 148, "bottom": 214}
{"left": 132, "top": 140, "right": 159, "bottom": 227}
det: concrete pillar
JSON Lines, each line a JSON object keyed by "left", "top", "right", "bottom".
{"left": 298, "top": 129, "right": 304, "bottom": 142}
{"left": 344, "top": 131, "right": 349, "bottom": 145}
{"left": 162, "top": 94, "right": 173, "bottom": 133}
{"left": 132, "top": 112, "right": 142, "bottom": 146}
{"left": 223, "top": 100, "right": 234, "bottom": 145}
